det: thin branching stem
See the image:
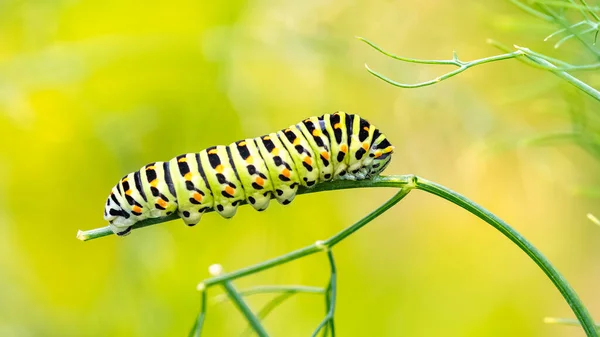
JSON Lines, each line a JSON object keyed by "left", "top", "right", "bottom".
{"left": 192, "top": 176, "right": 597, "bottom": 336}
{"left": 188, "top": 290, "right": 207, "bottom": 337}
{"left": 540, "top": 4, "right": 600, "bottom": 58}
{"left": 357, "top": 36, "right": 600, "bottom": 102}
{"left": 357, "top": 36, "right": 523, "bottom": 89}
{"left": 214, "top": 285, "right": 325, "bottom": 303}
{"left": 239, "top": 293, "right": 294, "bottom": 337}
{"left": 414, "top": 177, "right": 598, "bottom": 337}
{"left": 311, "top": 250, "right": 336, "bottom": 337}
{"left": 491, "top": 41, "right": 600, "bottom": 101}
{"left": 534, "top": 0, "right": 600, "bottom": 12}
{"left": 221, "top": 280, "right": 268, "bottom": 337}
{"left": 544, "top": 317, "right": 600, "bottom": 329}
{"left": 198, "top": 187, "right": 412, "bottom": 288}
{"left": 76, "top": 175, "right": 414, "bottom": 241}
{"left": 81, "top": 174, "right": 597, "bottom": 336}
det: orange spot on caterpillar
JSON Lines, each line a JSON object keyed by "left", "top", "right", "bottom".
{"left": 132, "top": 205, "right": 142, "bottom": 213}
{"left": 285, "top": 128, "right": 291, "bottom": 132}
{"left": 362, "top": 143, "right": 369, "bottom": 151}
{"left": 374, "top": 151, "right": 382, "bottom": 158}
{"left": 340, "top": 144, "right": 348, "bottom": 153}
{"left": 125, "top": 190, "right": 133, "bottom": 196}
{"left": 184, "top": 172, "right": 192, "bottom": 181}
{"left": 245, "top": 155, "right": 253, "bottom": 164}
{"left": 293, "top": 138, "right": 300, "bottom": 145}
{"left": 263, "top": 136, "right": 271, "bottom": 140}
{"left": 157, "top": 198, "right": 168, "bottom": 208}
{"left": 255, "top": 176, "right": 265, "bottom": 186}
{"left": 178, "top": 157, "right": 187, "bottom": 163}
{"left": 384, "top": 146, "right": 394, "bottom": 153}
{"left": 334, "top": 123, "right": 341, "bottom": 129}
{"left": 121, "top": 177, "right": 129, "bottom": 182}
{"left": 150, "top": 179, "right": 158, "bottom": 187}
{"left": 146, "top": 165, "right": 155, "bottom": 170}
{"left": 225, "top": 186, "right": 235, "bottom": 196}
{"left": 281, "top": 168, "right": 291, "bottom": 178}
{"left": 238, "top": 141, "right": 246, "bottom": 146}
{"left": 208, "top": 149, "right": 218, "bottom": 155}
{"left": 312, "top": 129, "right": 320, "bottom": 137}
{"left": 193, "top": 192, "right": 203, "bottom": 203}
{"left": 271, "top": 147, "right": 279, "bottom": 155}
{"left": 321, "top": 151, "right": 329, "bottom": 160}
{"left": 216, "top": 164, "right": 224, "bottom": 173}
{"left": 363, "top": 126, "right": 369, "bottom": 131}
{"left": 303, "top": 157, "right": 312, "bottom": 166}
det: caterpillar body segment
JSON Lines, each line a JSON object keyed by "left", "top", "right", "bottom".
{"left": 297, "top": 116, "right": 334, "bottom": 182}
{"left": 228, "top": 139, "right": 273, "bottom": 212}
{"left": 104, "top": 112, "right": 394, "bottom": 236}
{"left": 256, "top": 132, "right": 300, "bottom": 205}
{"left": 170, "top": 153, "right": 214, "bottom": 226}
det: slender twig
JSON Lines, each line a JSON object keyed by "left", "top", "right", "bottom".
{"left": 197, "top": 187, "right": 412, "bottom": 288}
{"left": 509, "top": 0, "right": 554, "bottom": 21}
{"left": 239, "top": 293, "right": 294, "bottom": 337}
{"left": 553, "top": 25, "right": 599, "bottom": 48}
{"left": 81, "top": 172, "right": 598, "bottom": 335}
{"left": 358, "top": 36, "right": 600, "bottom": 101}
{"left": 76, "top": 175, "right": 414, "bottom": 241}
{"left": 540, "top": 3, "right": 600, "bottom": 58}
{"left": 413, "top": 177, "right": 599, "bottom": 337}
{"left": 587, "top": 213, "right": 600, "bottom": 225}
{"left": 533, "top": 0, "right": 600, "bottom": 12}
{"left": 214, "top": 285, "right": 325, "bottom": 303}
{"left": 221, "top": 279, "right": 268, "bottom": 337}
{"left": 188, "top": 290, "right": 207, "bottom": 337}
{"left": 544, "top": 317, "right": 600, "bottom": 328}
{"left": 311, "top": 250, "right": 336, "bottom": 337}
{"left": 580, "top": 0, "right": 600, "bottom": 21}
{"left": 544, "top": 21, "right": 589, "bottom": 42}
{"left": 500, "top": 43, "right": 600, "bottom": 101}
{"left": 357, "top": 36, "right": 524, "bottom": 89}
{"left": 187, "top": 175, "right": 599, "bottom": 336}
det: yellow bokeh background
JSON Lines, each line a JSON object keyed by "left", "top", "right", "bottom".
{"left": 1, "top": 1, "right": 598, "bottom": 336}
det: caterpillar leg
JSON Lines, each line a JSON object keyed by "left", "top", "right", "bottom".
{"left": 169, "top": 153, "right": 215, "bottom": 227}
{"left": 109, "top": 222, "right": 132, "bottom": 236}
{"left": 229, "top": 139, "right": 274, "bottom": 211}
{"left": 256, "top": 133, "right": 300, "bottom": 205}
{"left": 201, "top": 146, "right": 246, "bottom": 218}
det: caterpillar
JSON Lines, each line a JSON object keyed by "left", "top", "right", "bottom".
{"left": 104, "top": 112, "right": 394, "bottom": 236}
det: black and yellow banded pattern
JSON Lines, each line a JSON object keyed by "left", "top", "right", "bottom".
{"left": 104, "top": 112, "right": 394, "bottom": 235}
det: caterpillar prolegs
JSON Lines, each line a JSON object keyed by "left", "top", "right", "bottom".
{"left": 104, "top": 112, "right": 394, "bottom": 236}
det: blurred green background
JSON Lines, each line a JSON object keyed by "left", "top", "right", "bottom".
{"left": 1, "top": 0, "right": 599, "bottom": 336}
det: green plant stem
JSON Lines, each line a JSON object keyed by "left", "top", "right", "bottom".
{"left": 545, "top": 317, "right": 600, "bottom": 329}
{"left": 358, "top": 36, "right": 600, "bottom": 102}
{"left": 319, "top": 250, "right": 337, "bottom": 337}
{"left": 214, "top": 285, "right": 325, "bottom": 303}
{"left": 357, "top": 36, "right": 523, "bottom": 89}
{"left": 188, "top": 290, "right": 207, "bottom": 337}
{"left": 76, "top": 175, "right": 414, "bottom": 241}
{"left": 239, "top": 293, "right": 295, "bottom": 337}
{"left": 515, "top": 46, "right": 600, "bottom": 101}
{"left": 487, "top": 41, "right": 600, "bottom": 102}
{"left": 82, "top": 174, "right": 597, "bottom": 336}
{"left": 413, "top": 177, "right": 599, "bottom": 337}
{"left": 194, "top": 175, "right": 597, "bottom": 337}
{"left": 199, "top": 187, "right": 411, "bottom": 288}
{"left": 222, "top": 280, "right": 268, "bottom": 337}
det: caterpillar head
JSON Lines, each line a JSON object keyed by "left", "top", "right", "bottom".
{"left": 365, "top": 134, "right": 394, "bottom": 177}
{"left": 104, "top": 186, "right": 134, "bottom": 235}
